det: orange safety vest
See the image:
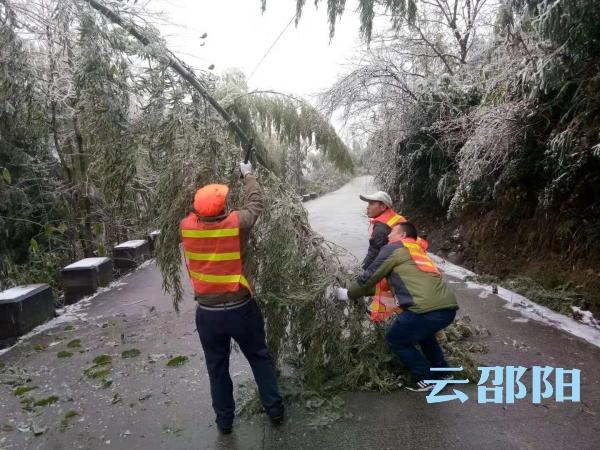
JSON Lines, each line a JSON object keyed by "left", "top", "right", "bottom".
{"left": 368, "top": 208, "right": 407, "bottom": 236}
{"left": 396, "top": 237, "right": 439, "bottom": 275}
{"left": 368, "top": 208, "right": 407, "bottom": 322}
{"left": 369, "top": 278, "right": 401, "bottom": 322}
{"left": 180, "top": 211, "right": 252, "bottom": 295}
{"left": 368, "top": 236, "right": 438, "bottom": 322}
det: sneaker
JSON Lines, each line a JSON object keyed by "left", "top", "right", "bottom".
{"left": 405, "top": 380, "right": 435, "bottom": 392}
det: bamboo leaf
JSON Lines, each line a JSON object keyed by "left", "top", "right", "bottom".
{"left": 2, "top": 167, "right": 11, "bottom": 184}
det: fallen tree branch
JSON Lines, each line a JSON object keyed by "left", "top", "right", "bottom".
{"left": 81, "top": 0, "right": 275, "bottom": 172}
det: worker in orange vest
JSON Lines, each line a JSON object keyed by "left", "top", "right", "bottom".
{"left": 359, "top": 190, "right": 407, "bottom": 270}
{"left": 358, "top": 191, "right": 409, "bottom": 322}
{"left": 337, "top": 222, "right": 458, "bottom": 392}
{"left": 180, "top": 160, "right": 283, "bottom": 434}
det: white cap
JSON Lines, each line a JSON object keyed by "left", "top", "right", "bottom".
{"left": 359, "top": 191, "right": 393, "bottom": 208}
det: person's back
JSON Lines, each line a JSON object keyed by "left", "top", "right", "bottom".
{"left": 180, "top": 161, "right": 284, "bottom": 434}
{"left": 183, "top": 172, "right": 263, "bottom": 306}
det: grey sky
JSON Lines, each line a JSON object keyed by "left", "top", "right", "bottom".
{"left": 149, "top": 0, "right": 365, "bottom": 101}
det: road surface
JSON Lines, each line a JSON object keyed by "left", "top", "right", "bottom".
{"left": 0, "top": 176, "right": 598, "bottom": 449}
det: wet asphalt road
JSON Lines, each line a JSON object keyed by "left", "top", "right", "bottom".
{"left": 0, "top": 176, "right": 598, "bottom": 449}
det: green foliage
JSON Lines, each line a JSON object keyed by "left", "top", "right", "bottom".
{"left": 59, "top": 410, "right": 79, "bottom": 431}
{"left": 513, "top": 0, "right": 600, "bottom": 64}
{"left": 84, "top": 367, "right": 110, "bottom": 379}
{"left": 1, "top": 0, "right": 353, "bottom": 296}
{"left": 2, "top": 167, "right": 11, "bottom": 184}
{"left": 64, "top": 410, "right": 79, "bottom": 419}
{"left": 166, "top": 355, "right": 188, "bottom": 367}
{"left": 121, "top": 348, "right": 141, "bottom": 358}
{"left": 218, "top": 75, "right": 354, "bottom": 175}
{"left": 92, "top": 354, "right": 112, "bottom": 366}
{"left": 506, "top": 276, "right": 584, "bottom": 315}
{"left": 0, "top": 19, "right": 66, "bottom": 292}
{"left": 264, "top": 0, "right": 418, "bottom": 41}
{"left": 13, "top": 386, "right": 37, "bottom": 396}
{"left": 361, "top": 0, "right": 600, "bottom": 235}
{"left": 1, "top": 423, "right": 15, "bottom": 432}
{"left": 33, "top": 395, "right": 59, "bottom": 407}
{"left": 66, "top": 339, "right": 81, "bottom": 348}
{"left": 0, "top": 1, "right": 157, "bottom": 291}
{"left": 0, "top": 0, "right": 484, "bottom": 400}
{"left": 236, "top": 377, "right": 349, "bottom": 427}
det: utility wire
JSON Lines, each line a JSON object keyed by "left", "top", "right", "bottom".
{"left": 247, "top": 12, "right": 297, "bottom": 82}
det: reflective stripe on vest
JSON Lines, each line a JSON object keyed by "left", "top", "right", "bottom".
{"left": 399, "top": 238, "right": 440, "bottom": 275}
{"left": 369, "top": 209, "right": 407, "bottom": 236}
{"left": 184, "top": 251, "right": 241, "bottom": 261}
{"left": 188, "top": 270, "right": 251, "bottom": 290}
{"left": 368, "top": 237, "right": 438, "bottom": 322}
{"left": 369, "top": 279, "right": 401, "bottom": 322}
{"left": 181, "top": 228, "right": 239, "bottom": 238}
{"left": 367, "top": 209, "right": 406, "bottom": 321}
{"left": 180, "top": 211, "right": 252, "bottom": 295}
{"left": 369, "top": 208, "right": 407, "bottom": 322}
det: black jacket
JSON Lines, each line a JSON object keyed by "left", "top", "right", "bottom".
{"left": 361, "top": 221, "right": 391, "bottom": 269}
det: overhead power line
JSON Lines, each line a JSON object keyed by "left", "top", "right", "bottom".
{"left": 247, "top": 12, "right": 297, "bottom": 82}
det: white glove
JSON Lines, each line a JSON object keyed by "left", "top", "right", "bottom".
{"left": 336, "top": 287, "right": 349, "bottom": 302}
{"left": 240, "top": 161, "right": 253, "bottom": 177}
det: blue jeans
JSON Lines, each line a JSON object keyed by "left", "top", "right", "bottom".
{"left": 385, "top": 308, "right": 457, "bottom": 381}
{"left": 195, "top": 299, "right": 284, "bottom": 428}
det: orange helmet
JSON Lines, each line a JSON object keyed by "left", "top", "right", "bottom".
{"left": 194, "top": 184, "right": 229, "bottom": 217}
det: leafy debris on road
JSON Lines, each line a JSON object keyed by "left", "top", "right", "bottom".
{"left": 67, "top": 339, "right": 81, "bottom": 349}
{"left": 121, "top": 349, "right": 141, "bottom": 358}
{"left": 13, "top": 386, "right": 37, "bottom": 396}
{"left": 92, "top": 354, "right": 112, "bottom": 365}
{"left": 166, "top": 356, "right": 188, "bottom": 367}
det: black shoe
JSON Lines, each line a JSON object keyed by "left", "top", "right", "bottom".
{"left": 269, "top": 412, "right": 284, "bottom": 426}
{"left": 405, "top": 380, "right": 435, "bottom": 392}
{"left": 217, "top": 424, "right": 232, "bottom": 435}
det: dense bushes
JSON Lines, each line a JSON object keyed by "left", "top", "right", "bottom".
{"left": 0, "top": 1, "right": 353, "bottom": 296}
{"left": 362, "top": 1, "right": 600, "bottom": 313}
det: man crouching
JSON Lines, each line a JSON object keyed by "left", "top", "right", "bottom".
{"left": 337, "top": 222, "right": 458, "bottom": 392}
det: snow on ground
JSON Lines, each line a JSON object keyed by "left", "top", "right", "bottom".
{"left": 0, "top": 284, "right": 46, "bottom": 300}
{"left": 63, "top": 257, "right": 111, "bottom": 269}
{"left": 431, "top": 254, "right": 600, "bottom": 348}
{"left": 114, "top": 239, "right": 147, "bottom": 248}
{"left": 0, "top": 263, "right": 148, "bottom": 356}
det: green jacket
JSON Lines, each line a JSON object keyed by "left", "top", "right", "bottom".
{"left": 348, "top": 241, "right": 458, "bottom": 314}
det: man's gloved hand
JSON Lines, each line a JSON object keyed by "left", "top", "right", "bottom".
{"left": 240, "top": 161, "right": 253, "bottom": 177}
{"left": 336, "top": 287, "right": 349, "bottom": 302}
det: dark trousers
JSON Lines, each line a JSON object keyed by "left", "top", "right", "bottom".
{"left": 385, "top": 308, "right": 457, "bottom": 381}
{"left": 195, "top": 299, "right": 284, "bottom": 427}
